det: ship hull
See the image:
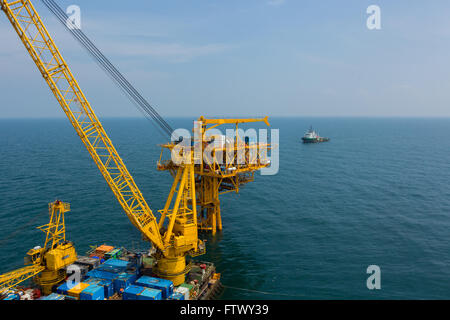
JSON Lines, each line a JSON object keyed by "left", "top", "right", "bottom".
{"left": 302, "top": 137, "right": 329, "bottom": 143}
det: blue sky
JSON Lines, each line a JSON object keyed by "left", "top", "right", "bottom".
{"left": 1, "top": 0, "right": 450, "bottom": 118}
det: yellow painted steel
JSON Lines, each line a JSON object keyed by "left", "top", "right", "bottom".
{"left": 0, "top": 265, "right": 45, "bottom": 295}
{"left": 158, "top": 117, "right": 272, "bottom": 234}
{"left": 0, "top": 0, "right": 202, "bottom": 285}
{"left": 0, "top": 201, "right": 76, "bottom": 294}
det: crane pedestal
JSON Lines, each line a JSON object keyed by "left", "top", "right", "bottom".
{"left": 154, "top": 256, "right": 187, "bottom": 286}
{"left": 35, "top": 269, "right": 65, "bottom": 296}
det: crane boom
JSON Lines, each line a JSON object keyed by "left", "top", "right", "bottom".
{"left": 0, "top": 265, "right": 45, "bottom": 294}
{"left": 0, "top": 0, "right": 164, "bottom": 251}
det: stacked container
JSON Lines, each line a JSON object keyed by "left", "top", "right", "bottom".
{"left": 179, "top": 283, "right": 194, "bottom": 297}
{"left": 98, "top": 279, "right": 114, "bottom": 298}
{"left": 103, "top": 258, "right": 130, "bottom": 269}
{"left": 89, "top": 245, "right": 115, "bottom": 262}
{"left": 113, "top": 272, "right": 137, "bottom": 293}
{"left": 104, "top": 248, "right": 122, "bottom": 260}
{"left": 122, "top": 285, "right": 145, "bottom": 300}
{"left": 40, "top": 293, "right": 66, "bottom": 300}
{"left": 135, "top": 276, "right": 174, "bottom": 299}
{"left": 168, "top": 292, "right": 185, "bottom": 300}
{"left": 56, "top": 282, "right": 71, "bottom": 295}
{"left": 85, "top": 278, "right": 114, "bottom": 299}
{"left": 174, "top": 286, "right": 190, "bottom": 300}
{"left": 75, "top": 256, "right": 100, "bottom": 270}
{"left": 85, "top": 267, "right": 120, "bottom": 281}
{"left": 67, "top": 283, "right": 90, "bottom": 299}
{"left": 138, "top": 287, "right": 162, "bottom": 300}
{"left": 80, "top": 284, "right": 105, "bottom": 300}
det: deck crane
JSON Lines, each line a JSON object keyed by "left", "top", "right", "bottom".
{"left": 0, "top": 0, "right": 273, "bottom": 288}
{"left": 0, "top": 201, "right": 77, "bottom": 296}
{"left": 0, "top": 0, "right": 201, "bottom": 285}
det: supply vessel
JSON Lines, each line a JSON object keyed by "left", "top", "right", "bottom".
{"left": 0, "top": 0, "right": 273, "bottom": 300}
{"left": 301, "top": 126, "right": 330, "bottom": 143}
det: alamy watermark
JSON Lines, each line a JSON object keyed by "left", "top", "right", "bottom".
{"left": 366, "top": 265, "right": 381, "bottom": 290}
{"left": 367, "top": 5, "right": 381, "bottom": 30}
{"left": 66, "top": 4, "right": 81, "bottom": 30}
{"left": 170, "top": 122, "right": 279, "bottom": 176}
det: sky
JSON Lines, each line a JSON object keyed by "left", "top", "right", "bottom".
{"left": 1, "top": 0, "right": 450, "bottom": 118}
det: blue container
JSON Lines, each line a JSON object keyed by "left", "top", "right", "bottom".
{"left": 135, "top": 276, "right": 174, "bottom": 299}
{"left": 97, "top": 264, "right": 126, "bottom": 274}
{"left": 42, "top": 293, "right": 66, "bottom": 300}
{"left": 138, "top": 288, "right": 162, "bottom": 300}
{"left": 168, "top": 292, "right": 185, "bottom": 300}
{"left": 122, "top": 285, "right": 145, "bottom": 300}
{"left": 104, "top": 258, "right": 130, "bottom": 268}
{"left": 56, "top": 281, "right": 80, "bottom": 295}
{"left": 91, "top": 256, "right": 105, "bottom": 264}
{"left": 86, "top": 269, "right": 119, "bottom": 281}
{"left": 85, "top": 277, "right": 113, "bottom": 298}
{"left": 98, "top": 279, "right": 114, "bottom": 298}
{"left": 84, "top": 278, "right": 101, "bottom": 285}
{"left": 113, "top": 272, "right": 137, "bottom": 293}
{"left": 80, "top": 284, "right": 105, "bottom": 301}
{"left": 4, "top": 294, "right": 20, "bottom": 300}
{"left": 104, "top": 258, "right": 140, "bottom": 275}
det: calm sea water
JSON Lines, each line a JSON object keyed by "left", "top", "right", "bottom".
{"left": 1, "top": 117, "right": 450, "bottom": 300}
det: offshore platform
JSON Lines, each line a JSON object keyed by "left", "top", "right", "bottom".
{"left": 0, "top": 0, "right": 273, "bottom": 300}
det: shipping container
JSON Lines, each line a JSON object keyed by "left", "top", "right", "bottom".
{"left": 122, "top": 285, "right": 145, "bottom": 300}
{"left": 84, "top": 278, "right": 114, "bottom": 298}
{"left": 97, "top": 264, "right": 126, "bottom": 274}
{"left": 75, "top": 256, "right": 100, "bottom": 270}
{"left": 4, "top": 294, "right": 20, "bottom": 300}
{"left": 96, "top": 245, "right": 114, "bottom": 254}
{"left": 135, "top": 276, "right": 174, "bottom": 299}
{"left": 56, "top": 282, "right": 70, "bottom": 295}
{"left": 174, "top": 286, "right": 190, "bottom": 300}
{"left": 137, "top": 287, "right": 162, "bottom": 300}
{"left": 104, "top": 248, "right": 122, "bottom": 260}
{"left": 84, "top": 278, "right": 101, "bottom": 286}
{"left": 56, "top": 280, "right": 83, "bottom": 295}
{"left": 67, "top": 283, "right": 90, "bottom": 299}
{"left": 86, "top": 269, "right": 119, "bottom": 281}
{"left": 89, "top": 255, "right": 106, "bottom": 263}
{"left": 80, "top": 284, "right": 105, "bottom": 300}
{"left": 104, "top": 258, "right": 130, "bottom": 268}
{"left": 179, "top": 283, "right": 194, "bottom": 291}
{"left": 113, "top": 272, "right": 137, "bottom": 293}
{"left": 41, "top": 293, "right": 66, "bottom": 300}
{"left": 168, "top": 292, "right": 185, "bottom": 300}
{"left": 98, "top": 279, "right": 114, "bottom": 298}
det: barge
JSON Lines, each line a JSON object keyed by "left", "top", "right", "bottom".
{"left": 1, "top": 245, "right": 223, "bottom": 301}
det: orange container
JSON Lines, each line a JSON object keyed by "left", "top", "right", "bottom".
{"left": 67, "top": 283, "right": 90, "bottom": 299}
{"left": 96, "top": 245, "right": 114, "bottom": 254}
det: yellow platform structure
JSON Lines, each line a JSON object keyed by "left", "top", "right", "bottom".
{"left": 158, "top": 117, "right": 272, "bottom": 234}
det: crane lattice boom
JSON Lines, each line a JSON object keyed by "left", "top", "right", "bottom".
{"left": 0, "top": 0, "right": 164, "bottom": 251}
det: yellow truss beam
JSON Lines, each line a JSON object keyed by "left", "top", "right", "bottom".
{"left": 0, "top": 0, "right": 165, "bottom": 251}
{"left": 0, "top": 265, "right": 45, "bottom": 294}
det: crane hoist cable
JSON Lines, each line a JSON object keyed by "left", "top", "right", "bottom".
{"left": 41, "top": 0, "right": 174, "bottom": 139}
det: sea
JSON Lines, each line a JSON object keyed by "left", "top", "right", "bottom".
{"left": 1, "top": 117, "right": 450, "bottom": 300}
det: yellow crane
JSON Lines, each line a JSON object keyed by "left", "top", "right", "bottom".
{"left": 0, "top": 201, "right": 77, "bottom": 296}
{"left": 0, "top": 0, "right": 202, "bottom": 286}
{"left": 0, "top": 0, "right": 272, "bottom": 289}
